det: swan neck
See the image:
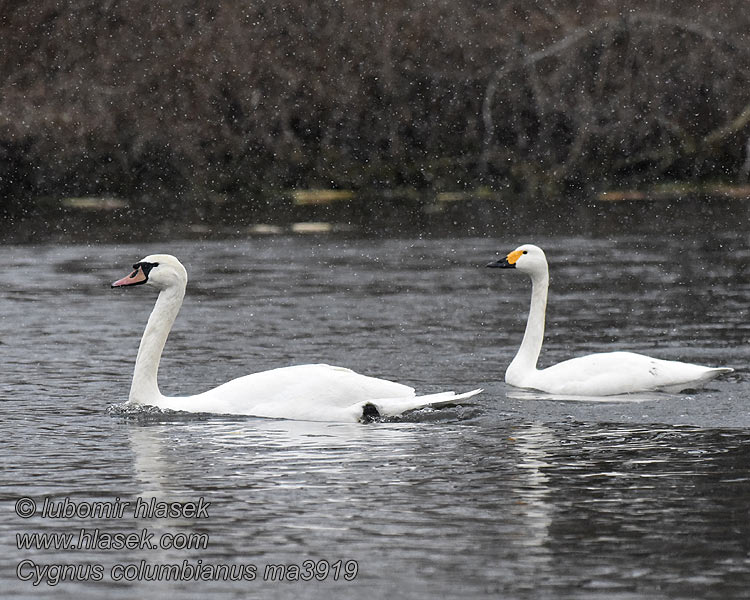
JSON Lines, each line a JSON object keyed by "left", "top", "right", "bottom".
{"left": 129, "top": 285, "right": 184, "bottom": 404}
{"left": 510, "top": 270, "right": 548, "bottom": 376}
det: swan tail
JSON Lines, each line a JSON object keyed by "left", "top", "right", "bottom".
{"left": 367, "top": 388, "right": 483, "bottom": 419}
{"left": 711, "top": 367, "right": 734, "bottom": 375}
{"left": 657, "top": 367, "right": 734, "bottom": 393}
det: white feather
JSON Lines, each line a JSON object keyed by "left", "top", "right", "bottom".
{"left": 490, "top": 244, "right": 733, "bottom": 396}
{"left": 113, "top": 254, "right": 481, "bottom": 422}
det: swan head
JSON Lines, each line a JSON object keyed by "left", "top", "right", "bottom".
{"left": 487, "top": 244, "right": 547, "bottom": 275}
{"left": 111, "top": 254, "right": 188, "bottom": 291}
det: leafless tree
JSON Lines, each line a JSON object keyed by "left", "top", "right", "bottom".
{"left": 0, "top": 0, "right": 748, "bottom": 216}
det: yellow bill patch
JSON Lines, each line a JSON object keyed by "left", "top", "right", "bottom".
{"left": 506, "top": 250, "right": 524, "bottom": 265}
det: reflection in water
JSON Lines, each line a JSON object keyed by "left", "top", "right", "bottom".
{"left": 507, "top": 390, "right": 660, "bottom": 404}
{"left": 511, "top": 424, "right": 554, "bottom": 547}
{"left": 129, "top": 425, "right": 170, "bottom": 499}
{"left": 508, "top": 424, "right": 555, "bottom": 593}
{"left": 128, "top": 416, "right": 419, "bottom": 499}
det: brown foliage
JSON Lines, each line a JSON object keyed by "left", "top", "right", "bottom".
{"left": 1, "top": 0, "right": 749, "bottom": 211}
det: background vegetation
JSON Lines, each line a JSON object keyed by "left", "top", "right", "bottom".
{"left": 1, "top": 0, "right": 749, "bottom": 224}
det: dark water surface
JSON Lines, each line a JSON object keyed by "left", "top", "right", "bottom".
{"left": 1, "top": 233, "right": 749, "bottom": 599}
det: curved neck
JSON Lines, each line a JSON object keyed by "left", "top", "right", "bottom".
{"left": 508, "top": 270, "right": 548, "bottom": 377}
{"left": 129, "top": 285, "right": 185, "bottom": 404}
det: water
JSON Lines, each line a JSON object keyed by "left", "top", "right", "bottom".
{"left": 1, "top": 232, "right": 749, "bottom": 599}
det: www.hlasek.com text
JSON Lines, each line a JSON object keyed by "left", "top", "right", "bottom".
{"left": 18, "top": 528, "right": 209, "bottom": 551}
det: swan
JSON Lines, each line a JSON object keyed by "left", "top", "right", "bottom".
{"left": 487, "top": 244, "right": 733, "bottom": 395}
{"left": 111, "top": 254, "right": 481, "bottom": 422}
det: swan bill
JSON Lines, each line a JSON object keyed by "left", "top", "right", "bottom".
{"left": 111, "top": 262, "right": 158, "bottom": 288}
{"left": 486, "top": 257, "right": 514, "bottom": 269}
{"left": 505, "top": 249, "right": 525, "bottom": 265}
{"left": 487, "top": 248, "right": 527, "bottom": 269}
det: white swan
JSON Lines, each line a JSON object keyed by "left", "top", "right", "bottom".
{"left": 487, "top": 244, "right": 733, "bottom": 395}
{"left": 111, "top": 254, "right": 481, "bottom": 422}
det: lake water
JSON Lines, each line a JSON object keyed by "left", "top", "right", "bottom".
{"left": 1, "top": 229, "right": 749, "bottom": 599}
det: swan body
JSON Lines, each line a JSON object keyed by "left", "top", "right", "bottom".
{"left": 112, "top": 254, "right": 480, "bottom": 422}
{"left": 487, "top": 244, "right": 733, "bottom": 396}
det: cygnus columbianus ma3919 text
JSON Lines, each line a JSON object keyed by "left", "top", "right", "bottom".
{"left": 112, "top": 254, "right": 481, "bottom": 422}
{"left": 487, "top": 244, "right": 733, "bottom": 396}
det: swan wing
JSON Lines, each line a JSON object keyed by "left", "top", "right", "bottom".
{"left": 158, "top": 364, "right": 414, "bottom": 419}
{"left": 156, "top": 365, "right": 481, "bottom": 422}
{"left": 529, "top": 352, "right": 732, "bottom": 395}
